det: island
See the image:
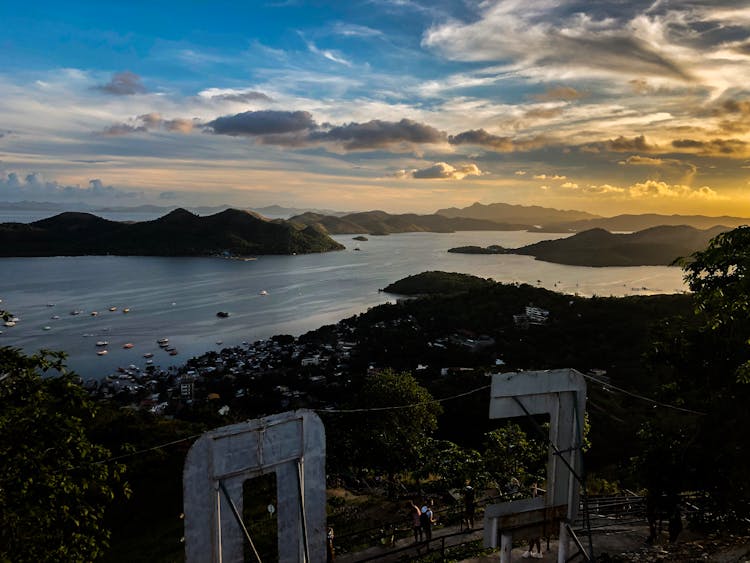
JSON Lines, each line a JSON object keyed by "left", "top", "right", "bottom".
{"left": 288, "top": 210, "right": 531, "bottom": 235}
{"left": 0, "top": 208, "right": 345, "bottom": 257}
{"left": 512, "top": 225, "right": 729, "bottom": 266}
{"left": 448, "top": 245, "right": 507, "bottom": 254}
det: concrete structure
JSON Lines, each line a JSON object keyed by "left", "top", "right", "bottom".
{"left": 183, "top": 410, "right": 326, "bottom": 562}
{"left": 483, "top": 369, "right": 587, "bottom": 563}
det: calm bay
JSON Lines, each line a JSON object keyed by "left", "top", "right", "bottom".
{"left": 0, "top": 231, "right": 687, "bottom": 379}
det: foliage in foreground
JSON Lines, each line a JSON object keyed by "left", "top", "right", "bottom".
{"left": 0, "top": 347, "right": 127, "bottom": 562}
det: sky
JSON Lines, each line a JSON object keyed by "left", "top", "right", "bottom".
{"left": 2, "top": 0, "right": 750, "bottom": 216}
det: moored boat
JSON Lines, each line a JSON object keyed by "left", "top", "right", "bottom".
{"left": 97, "top": 350, "right": 108, "bottom": 356}
{"left": 123, "top": 343, "right": 134, "bottom": 349}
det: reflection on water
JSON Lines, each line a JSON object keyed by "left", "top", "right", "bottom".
{"left": 0, "top": 231, "right": 687, "bottom": 378}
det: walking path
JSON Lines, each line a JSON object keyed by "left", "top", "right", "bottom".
{"left": 336, "top": 520, "right": 484, "bottom": 563}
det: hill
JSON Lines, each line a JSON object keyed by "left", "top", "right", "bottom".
{"left": 381, "top": 271, "right": 497, "bottom": 295}
{"left": 514, "top": 225, "right": 729, "bottom": 266}
{"left": 436, "top": 201, "right": 599, "bottom": 225}
{"left": 288, "top": 210, "right": 529, "bottom": 234}
{"left": 0, "top": 208, "right": 345, "bottom": 256}
{"left": 535, "top": 213, "right": 750, "bottom": 232}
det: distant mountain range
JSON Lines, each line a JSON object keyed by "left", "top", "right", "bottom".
{"left": 0, "top": 208, "right": 344, "bottom": 257}
{"left": 436, "top": 201, "right": 600, "bottom": 225}
{"left": 0, "top": 201, "right": 348, "bottom": 219}
{"left": 437, "top": 202, "right": 749, "bottom": 232}
{"left": 288, "top": 210, "right": 529, "bottom": 235}
{"left": 447, "top": 225, "right": 730, "bottom": 267}
{"left": 531, "top": 213, "right": 750, "bottom": 233}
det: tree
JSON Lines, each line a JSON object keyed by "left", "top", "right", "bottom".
{"left": 640, "top": 226, "right": 750, "bottom": 526}
{"left": 0, "top": 347, "right": 127, "bottom": 562}
{"left": 332, "top": 369, "right": 441, "bottom": 488}
{"left": 483, "top": 424, "right": 547, "bottom": 496}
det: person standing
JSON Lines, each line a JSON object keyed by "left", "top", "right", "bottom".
{"left": 409, "top": 501, "right": 423, "bottom": 542}
{"left": 463, "top": 485, "right": 476, "bottom": 532}
{"left": 327, "top": 527, "right": 335, "bottom": 562}
{"left": 420, "top": 503, "right": 434, "bottom": 543}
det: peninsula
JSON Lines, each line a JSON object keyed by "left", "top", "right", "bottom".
{"left": 448, "top": 225, "right": 730, "bottom": 266}
{"left": 0, "top": 208, "right": 345, "bottom": 257}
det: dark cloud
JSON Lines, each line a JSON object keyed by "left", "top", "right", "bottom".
{"left": 448, "top": 129, "right": 546, "bottom": 152}
{"left": 99, "top": 113, "right": 197, "bottom": 136}
{"left": 672, "top": 138, "right": 748, "bottom": 156}
{"left": 212, "top": 91, "right": 273, "bottom": 103}
{"left": 206, "top": 110, "right": 316, "bottom": 136}
{"left": 94, "top": 71, "right": 147, "bottom": 95}
{"left": 449, "top": 129, "right": 514, "bottom": 151}
{"left": 405, "top": 162, "right": 482, "bottom": 180}
{"left": 311, "top": 118, "right": 445, "bottom": 150}
{"left": 100, "top": 123, "right": 147, "bottom": 136}
{"left": 0, "top": 172, "right": 137, "bottom": 201}
{"left": 606, "top": 135, "right": 657, "bottom": 152}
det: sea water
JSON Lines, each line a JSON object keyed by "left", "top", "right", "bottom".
{"left": 0, "top": 231, "right": 687, "bottom": 378}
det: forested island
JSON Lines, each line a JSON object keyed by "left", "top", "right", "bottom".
{"left": 449, "top": 225, "right": 730, "bottom": 266}
{"left": 4, "top": 228, "right": 750, "bottom": 561}
{"left": 0, "top": 208, "right": 344, "bottom": 256}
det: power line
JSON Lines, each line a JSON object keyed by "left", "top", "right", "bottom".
{"left": 76, "top": 371, "right": 705, "bottom": 469}
{"left": 582, "top": 373, "right": 706, "bottom": 416}
{"left": 318, "top": 384, "right": 491, "bottom": 413}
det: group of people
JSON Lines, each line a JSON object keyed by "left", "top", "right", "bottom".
{"left": 408, "top": 499, "right": 436, "bottom": 543}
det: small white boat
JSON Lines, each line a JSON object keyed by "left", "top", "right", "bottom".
{"left": 259, "top": 290, "right": 269, "bottom": 296}
{"left": 216, "top": 341, "right": 223, "bottom": 346}
{"left": 143, "top": 352, "right": 154, "bottom": 358}
{"left": 146, "top": 359, "right": 153, "bottom": 365}
{"left": 109, "top": 306, "right": 117, "bottom": 311}
{"left": 122, "top": 308, "right": 130, "bottom": 313}
{"left": 51, "top": 315, "right": 60, "bottom": 320}
{"left": 46, "top": 303, "right": 55, "bottom": 307}
{"left": 157, "top": 338, "right": 169, "bottom": 344}
{"left": 96, "top": 341, "right": 109, "bottom": 347}
{"left": 4, "top": 321, "right": 15, "bottom": 327}
{"left": 91, "top": 311, "right": 98, "bottom": 316}
{"left": 97, "top": 350, "right": 108, "bottom": 356}
{"left": 70, "top": 310, "right": 81, "bottom": 316}
{"left": 43, "top": 326, "right": 52, "bottom": 331}
{"left": 122, "top": 343, "right": 134, "bottom": 349}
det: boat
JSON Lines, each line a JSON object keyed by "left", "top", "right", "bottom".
{"left": 97, "top": 350, "right": 108, "bottom": 356}
{"left": 143, "top": 352, "right": 154, "bottom": 358}
{"left": 46, "top": 303, "right": 55, "bottom": 307}
{"left": 216, "top": 311, "right": 230, "bottom": 318}
{"left": 4, "top": 321, "right": 15, "bottom": 327}
{"left": 122, "top": 308, "right": 130, "bottom": 313}
{"left": 51, "top": 315, "right": 60, "bottom": 320}
{"left": 109, "top": 306, "right": 117, "bottom": 311}
{"left": 70, "top": 310, "right": 81, "bottom": 315}
{"left": 96, "top": 341, "right": 109, "bottom": 347}
{"left": 169, "top": 350, "right": 178, "bottom": 356}
{"left": 91, "top": 311, "right": 98, "bottom": 316}
{"left": 122, "top": 343, "right": 134, "bottom": 349}
{"left": 157, "top": 338, "right": 169, "bottom": 344}
{"left": 354, "top": 247, "right": 361, "bottom": 251}
{"left": 259, "top": 290, "right": 269, "bottom": 296}
{"left": 43, "top": 326, "right": 52, "bottom": 331}
{"left": 216, "top": 340, "right": 223, "bottom": 346}
{"left": 146, "top": 359, "right": 153, "bottom": 365}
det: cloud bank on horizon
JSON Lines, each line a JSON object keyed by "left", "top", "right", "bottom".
{"left": 0, "top": 0, "right": 749, "bottom": 215}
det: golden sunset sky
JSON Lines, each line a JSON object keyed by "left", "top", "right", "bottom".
{"left": 1, "top": 1, "right": 750, "bottom": 216}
